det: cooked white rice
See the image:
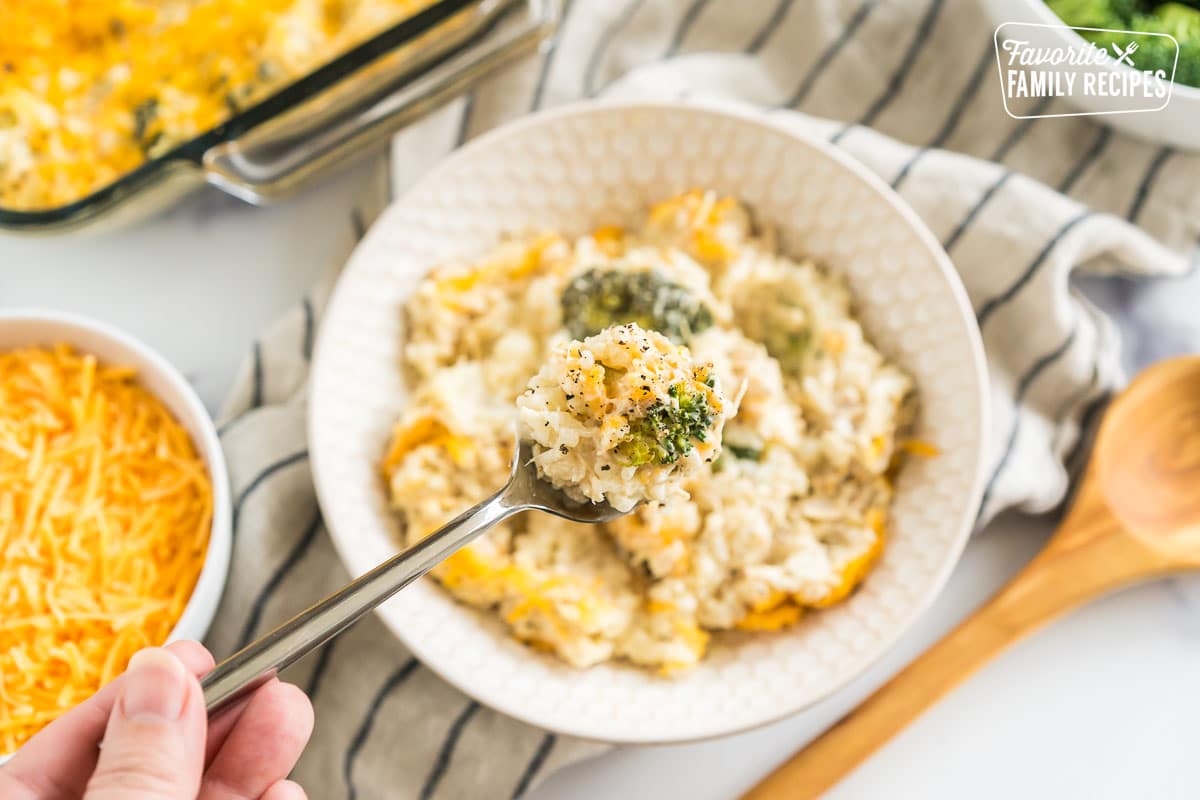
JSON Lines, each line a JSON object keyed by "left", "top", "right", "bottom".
{"left": 516, "top": 323, "right": 726, "bottom": 512}
{"left": 384, "top": 190, "right": 916, "bottom": 673}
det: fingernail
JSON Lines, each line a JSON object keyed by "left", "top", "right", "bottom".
{"left": 120, "top": 649, "right": 188, "bottom": 722}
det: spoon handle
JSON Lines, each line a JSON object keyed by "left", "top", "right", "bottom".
{"left": 201, "top": 488, "right": 519, "bottom": 716}
{"left": 742, "top": 486, "right": 1169, "bottom": 800}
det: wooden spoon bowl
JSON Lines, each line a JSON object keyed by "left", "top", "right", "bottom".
{"left": 1097, "top": 356, "right": 1200, "bottom": 550}
{"left": 744, "top": 355, "right": 1200, "bottom": 800}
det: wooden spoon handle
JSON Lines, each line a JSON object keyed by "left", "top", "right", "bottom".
{"left": 742, "top": 489, "right": 1168, "bottom": 800}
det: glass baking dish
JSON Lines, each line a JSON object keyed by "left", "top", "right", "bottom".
{"left": 0, "top": 0, "right": 560, "bottom": 234}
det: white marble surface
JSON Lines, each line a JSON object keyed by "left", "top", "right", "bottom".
{"left": 4, "top": 167, "right": 1199, "bottom": 799}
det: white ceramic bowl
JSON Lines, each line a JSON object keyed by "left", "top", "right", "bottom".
{"left": 979, "top": 0, "right": 1200, "bottom": 150}
{"left": 0, "top": 311, "right": 232, "bottom": 699}
{"left": 309, "top": 101, "right": 990, "bottom": 744}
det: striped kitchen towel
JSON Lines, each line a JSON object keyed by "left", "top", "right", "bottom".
{"left": 205, "top": 1, "right": 1200, "bottom": 798}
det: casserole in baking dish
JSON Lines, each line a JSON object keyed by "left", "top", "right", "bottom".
{"left": 0, "top": 0, "right": 559, "bottom": 233}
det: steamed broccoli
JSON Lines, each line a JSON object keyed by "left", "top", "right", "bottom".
{"left": 560, "top": 268, "right": 714, "bottom": 344}
{"left": 1046, "top": 0, "right": 1200, "bottom": 87}
{"left": 726, "top": 444, "right": 763, "bottom": 461}
{"left": 615, "top": 381, "right": 716, "bottom": 467}
{"left": 1046, "top": 0, "right": 1142, "bottom": 27}
{"left": 1138, "top": 3, "right": 1200, "bottom": 86}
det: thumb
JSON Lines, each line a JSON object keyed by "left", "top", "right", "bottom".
{"left": 85, "top": 648, "right": 206, "bottom": 800}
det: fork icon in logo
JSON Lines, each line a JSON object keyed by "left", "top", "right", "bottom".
{"left": 1111, "top": 41, "right": 1139, "bottom": 66}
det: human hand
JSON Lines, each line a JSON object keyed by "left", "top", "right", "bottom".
{"left": 0, "top": 641, "right": 314, "bottom": 799}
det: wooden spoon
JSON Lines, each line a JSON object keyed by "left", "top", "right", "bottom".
{"left": 743, "top": 355, "right": 1200, "bottom": 800}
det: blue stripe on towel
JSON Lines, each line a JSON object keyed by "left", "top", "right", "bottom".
{"left": 420, "top": 701, "right": 483, "bottom": 800}
{"left": 345, "top": 659, "right": 422, "bottom": 800}
{"left": 977, "top": 327, "right": 1079, "bottom": 520}
{"left": 831, "top": 0, "right": 946, "bottom": 141}
{"left": 783, "top": 0, "right": 879, "bottom": 108}
{"left": 891, "top": 43, "right": 995, "bottom": 190}
{"left": 942, "top": 169, "right": 1014, "bottom": 252}
{"left": 232, "top": 449, "right": 310, "bottom": 533}
{"left": 236, "top": 513, "right": 324, "bottom": 649}
{"left": 746, "top": 0, "right": 793, "bottom": 54}
{"left": 511, "top": 733, "right": 558, "bottom": 799}
{"left": 664, "top": 0, "right": 710, "bottom": 57}
{"left": 976, "top": 210, "right": 1092, "bottom": 327}
{"left": 584, "top": 0, "right": 648, "bottom": 97}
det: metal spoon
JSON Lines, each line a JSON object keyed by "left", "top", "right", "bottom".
{"left": 201, "top": 440, "right": 628, "bottom": 715}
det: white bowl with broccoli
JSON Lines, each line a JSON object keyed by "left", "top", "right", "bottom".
{"left": 308, "top": 101, "right": 991, "bottom": 743}
{"left": 981, "top": 0, "right": 1200, "bottom": 149}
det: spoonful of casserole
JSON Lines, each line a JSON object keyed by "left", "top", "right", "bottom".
{"left": 518, "top": 322, "right": 727, "bottom": 512}
{"left": 200, "top": 322, "right": 727, "bottom": 714}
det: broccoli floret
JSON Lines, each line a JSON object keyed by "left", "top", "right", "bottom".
{"left": 615, "top": 382, "right": 716, "bottom": 466}
{"left": 727, "top": 444, "right": 763, "bottom": 461}
{"left": 1046, "top": 0, "right": 1136, "bottom": 28}
{"left": 560, "top": 268, "right": 714, "bottom": 344}
{"left": 759, "top": 326, "right": 812, "bottom": 372}
{"left": 132, "top": 98, "right": 162, "bottom": 152}
{"left": 712, "top": 442, "right": 761, "bottom": 472}
{"left": 1047, "top": 0, "right": 1200, "bottom": 87}
{"left": 1134, "top": 3, "right": 1200, "bottom": 85}
{"left": 1150, "top": 0, "right": 1200, "bottom": 30}
{"left": 1179, "top": 41, "right": 1200, "bottom": 85}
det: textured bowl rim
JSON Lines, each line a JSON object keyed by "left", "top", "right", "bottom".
{"left": 310, "top": 99, "right": 991, "bottom": 744}
{"left": 0, "top": 309, "right": 233, "bottom": 662}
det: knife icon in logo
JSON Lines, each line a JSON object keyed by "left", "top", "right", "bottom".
{"left": 1111, "top": 41, "right": 1139, "bottom": 66}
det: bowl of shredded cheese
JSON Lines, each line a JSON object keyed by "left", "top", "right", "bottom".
{"left": 0, "top": 311, "right": 231, "bottom": 757}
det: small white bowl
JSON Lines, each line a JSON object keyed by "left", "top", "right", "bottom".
{"left": 979, "top": 0, "right": 1200, "bottom": 150}
{"left": 310, "top": 101, "right": 990, "bottom": 744}
{"left": 0, "top": 311, "right": 232, "bottom": 739}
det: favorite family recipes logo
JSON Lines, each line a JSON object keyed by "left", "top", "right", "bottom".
{"left": 994, "top": 22, "right": 1179, "bottom": 118}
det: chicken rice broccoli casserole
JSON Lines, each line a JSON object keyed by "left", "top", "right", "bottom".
{"left": 384, "top": 191, "right": 918, "bottom": 673}
{"left": 0, "top": 0, "right": 433, "bottom": 210}
{"left": 518, "top": 323, "right": 727, "bottom": 513}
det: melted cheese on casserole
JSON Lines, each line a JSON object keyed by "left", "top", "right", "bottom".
{"left": 0, "top": 0, "right": 432, "bottom": 210}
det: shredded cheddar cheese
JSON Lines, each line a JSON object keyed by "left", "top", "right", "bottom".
{"left": 735, "top": 602, "right": 803, "bottom": 632}
{"left": 383, "top": 415, "right": 474, "bottom": 473}
{"left": 0, "top": 345, "right": 213, "bottom": 753}
{"left": 899, "top": 438, "right": 941, "bottom": 458}
{"left": 735, "top": 590, "right": 805, "bottom": 633}
{"left": 648, "top": 189, "right": 742, "bottom": 263}
{"left": 590, "top": 225, "right": 625, "bottom": 257}
{"left": 431, "top": 234, "right": 566, "bottom": 309}
{"left": 808, "top": 510, "right": 887, "bottom": 610}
